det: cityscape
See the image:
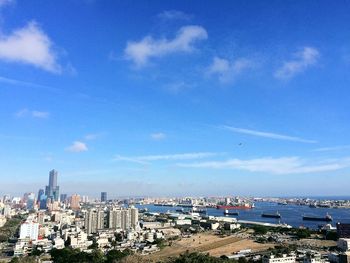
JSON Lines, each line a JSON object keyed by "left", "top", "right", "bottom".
{"left": 1, "top": 170, "right": 350, "bottom": 262}
{"left": 1, "top": 0, "right": 350, "bottom": 263}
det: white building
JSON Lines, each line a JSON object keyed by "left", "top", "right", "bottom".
{"left": 262, "top": 254, "right": 296, "bottom": 263}
{"left": 53, "top": 237, "right": 65, "bottom": 249}
{"left": 19, "top": 222, "right": 39, "bottom": 241}
{"left": 0, "top": 215, "right": 6, "bottom": 227}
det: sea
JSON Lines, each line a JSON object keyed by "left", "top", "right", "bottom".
{"left": 135, "top": 201, "right": 350, "bottom": 229}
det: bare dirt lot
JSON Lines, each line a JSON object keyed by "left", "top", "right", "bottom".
{"left": 147, "top": 232, "right": 274, "bottom": 261}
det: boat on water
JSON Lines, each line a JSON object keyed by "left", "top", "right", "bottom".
{"left": 192, "top": 207, "right": 207, "bottom": 214}
{"left": 217, "top": 203, "right": 254, "bottom": 210}
{"left": 154, "top": 203, "right": 176, "bottom": 207}
{"left": 309, "top": 203, "right": 317, "bottom": 208}
{"left": 223, "top": 209, "right": 239, "bottom": 216}
{"left": 278, "top": 202, "right": 288, "bottom": 205}
{"left": 302, "top": 213, "right": 332, "bottom": 222}
{"left": 261, "top": 212, "right": 281, "bottom": 219}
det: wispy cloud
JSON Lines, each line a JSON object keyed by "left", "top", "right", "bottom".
{"left": 221, "top": 125, "right": 316, "bottom": 144}
{"left": 0, "top": 21, "right": 62, "bottom": 73}
{"left": 274, "top": 46, "right": 319, "bottom": 79}
{"left": 312, "top": 145, "right": 350, "bottom": 152}
{"left": 31, "top": 110, "right": 50, "bottom": 118}
{"left": 163, "top": 81, "right": 194, "bottom": 94}
{"left": 207, "top": 56, "right": 254, "bottom": 83}
{"left": 151, "top": 132, "right": 166, "bottom": 141}
{"left": 114, "top": 152, "right": 219, "bottom": 164}
{"left": 65, "top": 141, "right": 88, "bottom": 153}
{"left": 84, "top": 132, "right": 105, "bottom": 140}
{"left": 138, "top": 152, "right": 218, "bottom": 161}
{"left": 0, "top": 76, "right": 59, "bottom": 92}
{"left": 15, "top": 108, "right": 50, "bottom": 119}
{"left": 124, "top": 25, "right": 208, "bottom": 67}
{"left": 0, "top": 0, "right": 13, "bottom": 8}
{"left": 177, "top": 156, "right": 350, "bottom": 175}
{"left": 113, "top": 155, "right": 150, "bottom": 165}
{"left": 157, "top": 10, "right": 193, "bottom": 21}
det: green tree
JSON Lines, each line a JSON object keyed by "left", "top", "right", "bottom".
{"left": 295, "top": 229, "right": 311, "bottom": 239}
{"left": 106, "top": 249, "right": 131, "bottom": 263}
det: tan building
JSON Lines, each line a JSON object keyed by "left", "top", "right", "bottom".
{"left": 69, "top": 194, "right": 81, "bottom": 210}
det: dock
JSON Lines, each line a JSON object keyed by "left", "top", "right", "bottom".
{"left": 238, "top": 219, "right": 292, "bottom": 228}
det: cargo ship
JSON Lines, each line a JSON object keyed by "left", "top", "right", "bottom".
{"left": 223, "top": 209, "right": 239, "bottom": 216}
{"left": 261, "top": 212, "right": 281, "bottom": 218}
{"left": 217, "top": 203, "right": 254, "bottom": 210}
{"left": 302, "top": 213, "right": 332, "bottom": 222}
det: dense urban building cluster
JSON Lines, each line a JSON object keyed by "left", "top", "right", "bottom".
{"left": 2, "top": 170, "right": 350, "bottom": 263}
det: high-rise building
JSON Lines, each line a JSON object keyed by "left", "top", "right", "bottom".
{"left": 81, "top": 195, "right": 89, "bottom": 203}
{"left": 70, "top": 194, "right": 81, "bottom": 210}
{"left": 101, "top": 192, "right": 107, "bottom": 202}
{"left": 130, "top": 206, "right": 139, "bottom": 229}
{"left": 19, "top": 222, "right": 39, "bottom": 240}
{"left": 60, "top": 194, "right": 67, "bottom": 203}
{"left": 45, "top": 169, "right": 60, "bottom": 201}
{"left": 49, "top": 169, "right": 57, "bottom": 188}
{"left": 85, "top": 209, "right": 104, "bottom": 234}
{"left": 37, "top": 189, "right": 44, "bottom": 204}
{"left": 39, "top": 195, "right": 47, "bottom": 210}
{"left": 26, "top": 193, "right": 35, "bottom": 210}
{"left": 107, "top": 207, "right": 138, "bottom": 231}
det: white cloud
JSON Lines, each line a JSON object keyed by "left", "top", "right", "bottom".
{"left": 65, "top": 141, "right": 88, "bottom": 153}
{"left": 31, "top": 110, "right": 49, "bottom": 118}
{"left": 0, "top": 21, "right": 62, "bottom": 73}
{"left": 157, "top": 10, "right": 193, "bottom": 21}
{"left": 177, "top": 156, "right": 350, "bottom": 175}
{"left": 124, "top": 25, "right": 208, "bottom": 67}
{"left": 137, "top": 152, "right": 218, "bottom": 161}
{"left": 113, "top": 155, "right": 150, "bottom": 165}
{"left": 222, "top": 125, "right": 316, "bottom": 143}
{"left": 15, "top": 108, "right": 50, "bottom": 119}
{"left": 312, "top": 145, "right": 350, "bottom": 152}
{"left": 274, "top": 47, "right": 319, "bottom": 79}
{"left": 207, "top": 56, "right": 254, "bottom": 83}
{"left": 114, "top": 152, "right": 219, "bottom": 164}
{"left": 84, "top": 133, "right": 105, "bottom": 140}
{"left": 151, "top": 132, "right": 166, "bottom": 141}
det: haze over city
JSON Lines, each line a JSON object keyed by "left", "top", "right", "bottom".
{"left": 1, "top": 0, "right": 350, "bottom": 197}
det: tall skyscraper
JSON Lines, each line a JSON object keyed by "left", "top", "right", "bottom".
{"left": 101, "top": 192, "right": 107, "bottom": 202}
{"left": 37, "top": 189, "right": 44, "bottom": 204}
{"left": 49, "top": 169, "right": 57, "bottom": 188}
{"left": 45, "top": 169, "right": 60, "bottom": 201}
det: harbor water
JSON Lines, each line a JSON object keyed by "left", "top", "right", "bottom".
{"left": 136, "top": 201, "right": 350, "bottom": 229}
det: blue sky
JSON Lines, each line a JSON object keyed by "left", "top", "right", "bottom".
{"left": 1, "top": 0, "right": 350, "bottom": 197}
